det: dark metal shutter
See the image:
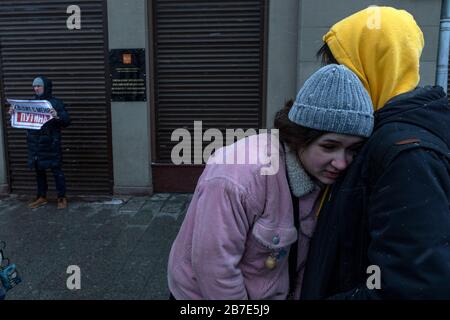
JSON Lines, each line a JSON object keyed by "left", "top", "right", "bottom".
{"left": 152, "top": 0, "right": 266, "bottom": 163}
{"left": 0, "top": 0, "right": 113, "bottom": 195}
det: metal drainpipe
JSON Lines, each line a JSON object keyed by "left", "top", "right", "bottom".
{"left": 436, "top": 0, "right": 450, "bottom": 93}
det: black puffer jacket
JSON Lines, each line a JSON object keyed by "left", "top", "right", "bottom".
{"left": 301, "top": 86, "right": 450, "bottom": 299}
{"left": 27, "top": 76, "right": 70, "bottom": 169}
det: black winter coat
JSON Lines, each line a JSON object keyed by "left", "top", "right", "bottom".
{"left": 27, "top": 76, "right": 70, "bottom": 170}
{"left": 301, "top": 86, "right": 450, "bottom": 299}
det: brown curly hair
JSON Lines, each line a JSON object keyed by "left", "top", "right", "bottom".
{"left": 316, "top": 43, "right": 338, "bottom": 65}
{"left": 273, "top": 99, "right": 327, "bottom": 152}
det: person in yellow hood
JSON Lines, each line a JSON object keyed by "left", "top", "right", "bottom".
{"left": 322, "top": 6, "right": 424, "bottom": 110}
{"left": 301, "top": 6, "right": 450, "bottom": 299}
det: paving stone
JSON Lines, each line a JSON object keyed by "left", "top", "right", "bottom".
{"left": 0, "top": 193, "right": 190, "bottom": 300}
{"left": 117, "top": 198, "right": 146, "bottom": 216}
{"left": 148, "top": 193, "right": 171, "bottom": 201}
{"left": 158, "top": 196, "right": 189, "bottom": 219}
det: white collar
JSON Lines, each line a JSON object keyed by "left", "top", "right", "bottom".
{"left": 284, "top": 143, "right": 317, "bottom": 197}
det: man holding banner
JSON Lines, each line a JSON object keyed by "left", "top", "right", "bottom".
{"left": 8, "top": 76, "right": 70, "bottom": 209}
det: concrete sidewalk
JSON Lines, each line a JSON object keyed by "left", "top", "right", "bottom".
{"left": 0, "top": 193, "right": 192, "bottom": 300}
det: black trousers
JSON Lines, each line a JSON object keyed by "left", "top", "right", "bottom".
{"left": 35, "top": 165, "right": 66, "bottom": 198}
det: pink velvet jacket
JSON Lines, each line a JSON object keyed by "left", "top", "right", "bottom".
{"left": 167, "top": 133, "right": 321, "bottom": 299}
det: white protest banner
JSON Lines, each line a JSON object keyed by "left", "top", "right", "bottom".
{"left": 7, "top": 99, "right": 54, "bottom": 130}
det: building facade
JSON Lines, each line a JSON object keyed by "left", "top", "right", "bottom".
{"left": 0, "top": 0, "right": 447, "bottom": 195}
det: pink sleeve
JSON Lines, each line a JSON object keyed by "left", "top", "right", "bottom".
{"left": 191, "top": 178, "right": 252, "bottom": 300}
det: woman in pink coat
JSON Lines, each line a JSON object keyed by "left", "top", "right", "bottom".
{"left": 167, "top": 64, "right": 374, "bottom": 300}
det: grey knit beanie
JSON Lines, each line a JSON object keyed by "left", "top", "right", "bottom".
{"left": 288, "top": 64, "right": 374, "bottom": 137}
{"left": 32, "top": 77, "right": 44, "bottom": 87}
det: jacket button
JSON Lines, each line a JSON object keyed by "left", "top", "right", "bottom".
{"left": 265, "top": 255, "right": 277, "bottom": 270}
{"left": 272, "top": 235, "right": 280, "bottom": 245}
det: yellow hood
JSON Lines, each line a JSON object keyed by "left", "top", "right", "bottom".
{"left": 323, "top": 6, "right": 424, "bottom": 110}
